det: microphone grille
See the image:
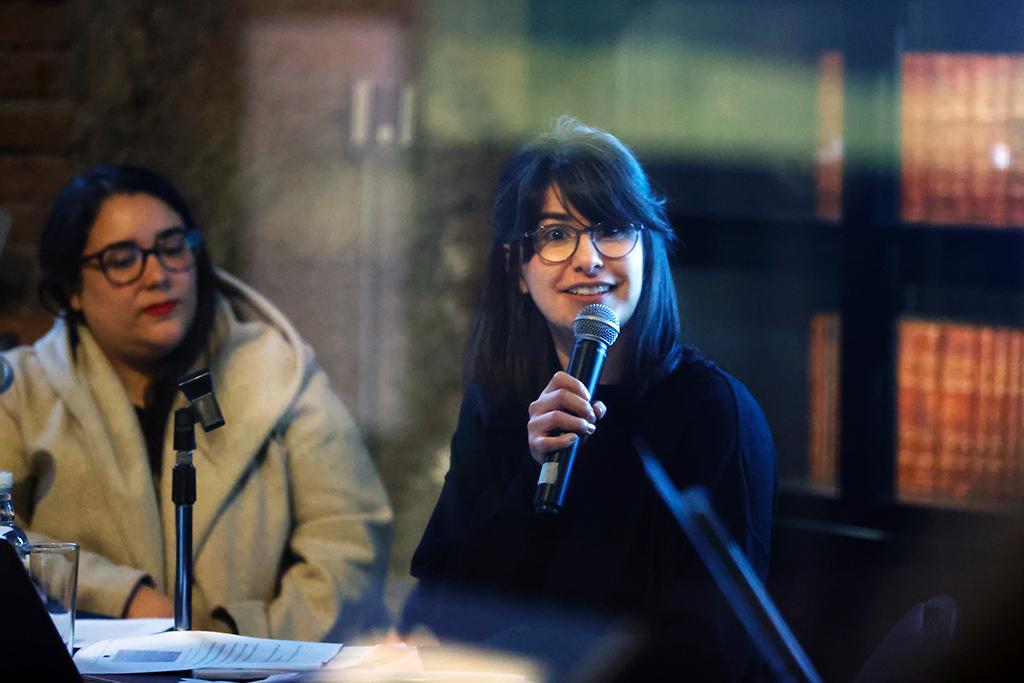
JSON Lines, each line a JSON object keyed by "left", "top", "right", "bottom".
{"left": 573, "top": 303, "right": 620, "bottom": 347}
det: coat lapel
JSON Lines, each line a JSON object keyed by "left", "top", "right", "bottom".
{"left": 37, "top": 322, "right": 165, "bottom": 584}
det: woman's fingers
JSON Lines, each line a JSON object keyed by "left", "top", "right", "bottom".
{"left": 543, "top": 371, "right": 591, "bottom": 400}
{"left": 529, "top": 409, "right": 596, "bottom": 439}
{"left": 531, "top": 372, "right": 595, "bottom": 421}
{"left": 528, "top": 432, "right": 580, "bottom": 463}
{"left": 529, "top": 388, "right": 597, "bottom": 423}
{"left": 527, "top": 403, "right": 597, "bottom": 464}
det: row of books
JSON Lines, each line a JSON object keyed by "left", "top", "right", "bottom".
{"left": 808, "top": 313, "right": 1024, "bottom": 508}
{"left": 815, "top": 51, "right": 1024, "bottom": 228}
{"left": 903, "top": 53, "right": 1024, "bottom": 227}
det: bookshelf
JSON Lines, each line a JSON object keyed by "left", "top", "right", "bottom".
{"left": 626, "top": 3, "right": 1024, "bottom": 677}
{"left": 805, "top": 3, "right": 1024, "bottom": 513}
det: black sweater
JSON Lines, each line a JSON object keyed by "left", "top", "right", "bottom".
{"left": 403, "top": 352, "right": 777, "bottom": 678}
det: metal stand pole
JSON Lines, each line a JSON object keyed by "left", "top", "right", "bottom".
{"left": 172, "top": 408, "right": 197, "bottom": 631}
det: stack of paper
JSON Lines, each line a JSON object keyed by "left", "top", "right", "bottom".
{"left": 74, "top": 630, "right": 341, "bottom": 676}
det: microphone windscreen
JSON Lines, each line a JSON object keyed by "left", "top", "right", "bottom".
{"left": 177, "top": 368, "right": 226, "bottom": 432}
{"left": 572, "top": 303, "right": 620, "bottom": 347}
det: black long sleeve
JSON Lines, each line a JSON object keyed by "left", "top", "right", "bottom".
{"left": 402, "top": 355, "right": 777, "bottom": 678}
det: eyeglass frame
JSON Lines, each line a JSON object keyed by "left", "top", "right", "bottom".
{"left": 79, "top": 226, "right": 203, "bottom": 286}
{"left": 521, "top": 221, "right": 645, "bottom": 264}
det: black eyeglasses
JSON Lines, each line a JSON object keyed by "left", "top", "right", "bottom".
{"left": 80, "top": 227, "right": 203, "bottom": 286}
{"left": 524, "top": 222, "right": 643, "bottom": 264}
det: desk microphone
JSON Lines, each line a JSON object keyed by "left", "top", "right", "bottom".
{"left": 172, "top": 368, "right": 226, "bottom": 631}
{"left": 0, "top": 356, "right": 13, "bottom": 395}
{"left": 534, "top": 303, "right": 619, "bottom": 514}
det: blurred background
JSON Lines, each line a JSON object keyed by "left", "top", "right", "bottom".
{"left": 3, "top": 0, "right": 1024, "bottom": 678}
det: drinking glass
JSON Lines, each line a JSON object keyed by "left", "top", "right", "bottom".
{"left": 27, "top": 541, "right": 79, "bottom": 654}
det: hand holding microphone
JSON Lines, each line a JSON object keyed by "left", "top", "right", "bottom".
{"left": 527, "top": 372, "right": 607, "bottom": 465}
{"left": 533, "top": 303, "right": 620, "bottom": 514}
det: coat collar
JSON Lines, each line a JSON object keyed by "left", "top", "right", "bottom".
{"left": 36, "top": 319, "right": 165, "bottom": 581}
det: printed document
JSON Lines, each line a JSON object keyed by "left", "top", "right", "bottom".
{"left": 73, "top": 630, "right": 341, "bottom": 674}
{"left": 75, "top": 618, "right": 174, "bottom": 649}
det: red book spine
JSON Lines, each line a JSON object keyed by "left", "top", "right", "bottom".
{"left": 897, "top": 319, "right": 941, "bottom": 500}
{"left": 936, "top": 324, "right": 981, "bottom": 503}
{"left": 808, "top": 312, "right": 841, "bottom": 491}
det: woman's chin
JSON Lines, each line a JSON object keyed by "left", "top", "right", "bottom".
{"left": 138, "top": 332, "right": 189, "bottom": 363}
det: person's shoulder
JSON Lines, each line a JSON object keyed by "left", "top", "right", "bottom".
{"left": 206, "top": 275, "right": 317, "bottom": 422}
{"left": 4, "top": 321, "right": 69, "bottom": 378}
{"left": 651, "top": 348, "right": 736, "bottom": 408}
{"left": 0, "top": 322, "right": 69, "bottom": 409}
{"left": 645, "top": 348, "right": 770, "bottom": 432}
{"left": 210, "top": 273, "right": 307, "bottom": 368}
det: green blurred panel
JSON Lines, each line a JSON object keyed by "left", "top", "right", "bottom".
{"left": 421, "top": 36, "right": 532, "bottom": 144}
{"left": 421, "top": 0, "right": 830, "bottom": 167}
{"left": 530, "top": 41, "right": 819, "bottom": 163}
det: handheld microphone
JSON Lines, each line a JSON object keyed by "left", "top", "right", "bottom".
{"left": 0, "top": 356, "right": 12, "bottom": 395}
{"left": 534, "top": 303, "right": 620, "bottom": 514}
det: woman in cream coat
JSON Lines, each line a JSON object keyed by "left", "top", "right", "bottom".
{"left": 0, "top": 165, "right": 392, "bottom": 642}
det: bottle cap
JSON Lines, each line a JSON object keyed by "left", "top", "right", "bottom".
{"left": 0, "top": 471, "right": 11, "bottom": 490}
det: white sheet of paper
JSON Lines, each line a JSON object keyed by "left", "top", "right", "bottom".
{"left": 73, "top": 630, "right": 342, "bottom": 674}
{"left": 75, "top": 618, "right": 174, "bottom": 649}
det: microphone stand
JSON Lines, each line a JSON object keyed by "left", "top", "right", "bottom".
{"left": 171, "top": 368, "right": 226, "bottom": 632}
{"left": 172, "top": 407, "right": 197, "bottom": 631}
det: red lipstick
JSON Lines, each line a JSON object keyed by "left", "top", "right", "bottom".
{"left": 143, "top": 301, "right": 178, "bottom": 317}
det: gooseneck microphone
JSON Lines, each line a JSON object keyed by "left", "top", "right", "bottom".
{"left": 534, "top": 303, "right": 620, "bottom": 514}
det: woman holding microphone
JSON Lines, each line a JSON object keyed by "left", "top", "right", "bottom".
{"left": 403, "top": 118, "right": 777, "bottom": 679}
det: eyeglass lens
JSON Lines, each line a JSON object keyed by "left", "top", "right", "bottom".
{"left": 100, "top": 229, "right": 198, "bottom": 284}
{"left": 533, "top": 223, "right": 639, "bottom": 262}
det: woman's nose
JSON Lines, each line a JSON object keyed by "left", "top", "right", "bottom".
{"left": 572, "top": 232, "right": 604, "bottom": 274}
{"left": 139, "top": 251, "right": 171, "bottom": 288}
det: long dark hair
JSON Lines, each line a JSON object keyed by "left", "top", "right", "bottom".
{"left": 38, "top": 164, "right": 218, "bottom": 420}
{"left": 466, "top": 117, "right": 683, "bottom": 405}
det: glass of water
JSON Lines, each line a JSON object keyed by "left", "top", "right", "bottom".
{"left": 27, "top": 542, "right": 79, "bottom": 654}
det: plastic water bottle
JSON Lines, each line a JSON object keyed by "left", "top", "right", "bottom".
{"left": 0, "top": 470, "right": 28, "bottom": 564}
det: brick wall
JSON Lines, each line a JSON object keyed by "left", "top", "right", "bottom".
{"left": 0, "top": 1, "right": 78, "bottom": 345}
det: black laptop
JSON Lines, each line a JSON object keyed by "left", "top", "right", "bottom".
{"left": 0, "top": 539, "right": 81, "bottom": 681}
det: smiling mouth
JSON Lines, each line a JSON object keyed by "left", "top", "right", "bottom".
{"left": 564, "top": 284, "right": 616, "bottom": 296}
